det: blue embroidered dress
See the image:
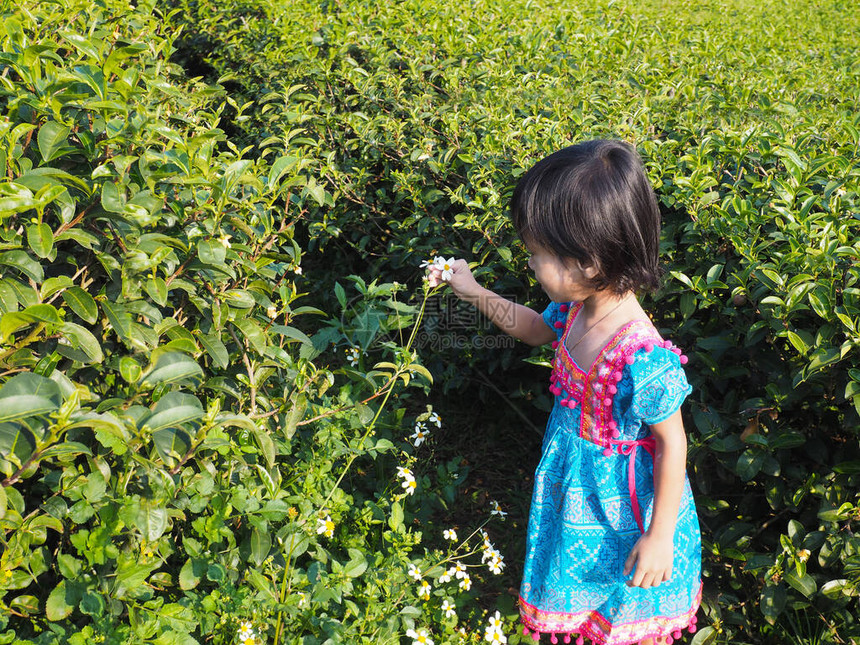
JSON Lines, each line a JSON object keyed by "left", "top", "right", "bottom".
{"left": 519, "top": 301, "right": 702, "bottom": 645}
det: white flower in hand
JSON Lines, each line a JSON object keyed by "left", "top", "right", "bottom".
{"left": 433, "top": 256, "right": 456, "bottom": 281}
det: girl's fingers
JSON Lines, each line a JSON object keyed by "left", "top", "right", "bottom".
{"left": 623, "top": 548, "right": 637, "bottom": 576}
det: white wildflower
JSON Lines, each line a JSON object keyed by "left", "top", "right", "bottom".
{"left": 490, "top": 500, "right": 507, "bottom": 518}
{"left": 410, "top": 423, "right": 429, "bottom": 447}
{"left": 453, "top": 562, "right": 467, "bottom": 579}
{"left": 218, "top": 234, "right": 232, "bottom": 248}
{"left": 458, "top": 573, "right": 472, "bottom": 591}
{"left": 406, "top": 628, "right": 434, "bottom": 645}
{"left": 482, "top": 546, "right": 500, "bottom": 563}
{"left": 266, "top": 304, "right": 278, "bottom": 318}
{"left": 428, "top": 411, "right": 442, "bottom": 427}
{"left": 408, "top": 563, "right": 423, "bottom": 581}
{"left": 237, "top": 621, "right": 258, "bottom": 645}
{"left": 443, "top": 528, "right": 457, "bottom": 542}
{"left": 441, "top": 599, "right": 456, "bottom": 619}
{"left": 488, "top": 557, "right": 505, "bottom": 575}
{"left": 345, "top": 347, "right": 361, "bottom": 366}
{"left": 398, "top": 466, "right": 417, "bottom": 495}
{"left": 418, "top": 579, "right": 432, "bottom": 600}
{"left": 316, "top": 515, "right": 334, "bottom": 538}
{"left": 484, "top": 611, "right": 507, "bottom": 643}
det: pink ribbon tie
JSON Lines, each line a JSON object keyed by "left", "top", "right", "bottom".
{"left": 608, "top": 435, "right": 657, "bottom": 533}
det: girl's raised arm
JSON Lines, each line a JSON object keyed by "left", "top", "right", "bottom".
{"left": 427, "top": 258, "right": 556, "bottom": 347}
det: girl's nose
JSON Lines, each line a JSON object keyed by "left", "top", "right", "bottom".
{"left": 527, "top": 256, "right": 534, "bottom": 270}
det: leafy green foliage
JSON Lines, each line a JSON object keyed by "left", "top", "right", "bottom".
{"left": 0, "top": 1, "right": 512, "bottom": 644}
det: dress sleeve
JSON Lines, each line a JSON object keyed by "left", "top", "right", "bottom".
{"left": 541, "top": 301, "right": 572, "bottom": 341}
{"left": 623, "top": 346, "right": 692, "bottom": 425}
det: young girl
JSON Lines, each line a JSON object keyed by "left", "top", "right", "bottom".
{"left": 426, "top": 140, "right": 701, "bottom": 645}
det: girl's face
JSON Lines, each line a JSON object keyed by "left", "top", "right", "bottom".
{"left": 525, "top": 240, "right": 597, "bottom": 302}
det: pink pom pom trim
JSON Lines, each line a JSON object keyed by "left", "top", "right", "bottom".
{"left": 552, "top": 340, "right": 559, "bottom": 349}
{"left": 554, "top": 321, "right": 564, "bottom": 329}
{"left": 559, "top": 304, "right": 569, "bottom": 312}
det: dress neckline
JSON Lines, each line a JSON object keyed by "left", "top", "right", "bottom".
{"left": 559, "top": 302, "right": 654, "bottom": 376}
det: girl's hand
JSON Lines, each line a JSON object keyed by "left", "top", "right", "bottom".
{"left": 426, "top": 258, "right": 481, "bottom": 299}
{"left": 623, "top": 531, "right": 674, "bottom": 588}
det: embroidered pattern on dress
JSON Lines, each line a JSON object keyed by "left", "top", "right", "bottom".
{"left": 550, "top": 303, "right": 665, "bottom": 447}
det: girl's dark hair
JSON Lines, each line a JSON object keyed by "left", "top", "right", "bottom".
{"left": 510, "top": 139, "right": 662, "bottom": 294}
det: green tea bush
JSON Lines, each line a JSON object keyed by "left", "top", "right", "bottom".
{"left": 0, "top": 1, "right": 516, "bottom": 643}
{"left": 162, "top": 0, "right": 860, "bottom": 642}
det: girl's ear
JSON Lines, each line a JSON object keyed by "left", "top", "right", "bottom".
{"left": 576, "top": 259, "right": 600, "bottom": 280}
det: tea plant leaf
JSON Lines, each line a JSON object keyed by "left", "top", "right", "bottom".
{"left": 0, "top": 424, "right": 37, "bottom": 460}
{"left": 0, "top": 303, "right": 62, "bottom": 342}
{"left": 140, "top": 353, "right": 203, "bottom": 388}
{"left": 144, "top": 392, "right": 204, "bottom": 431}
{"left": 198, "top": 332, "right": 229, "bottom": 369}
{"left": 0, "top": 396, "right": 58, "bottom": 424}
{"left": 0, "top": 250, "right": 45, "bottom": 282}
{"left": 101, "top": 300, "right": 133, "bottom": 342}
{"left": 760, "top": 583, "right": 787, "bottom": 624}
{"left": 271, "top": 324, "right": 313, "bottom": 347}
{"left": 784, "top": 568, "right": 817, "bottom": 598}
{"left": 235, "top": 318, "right": 267, "bottom": 354}
{"left": 26, "top": 223, "right": 53, "bottom": 258}
{"left": 37, "top": 121, "right": 72, "bottom": 162}
{"left": 59, "top": 322, "right": 103, "bottom": 363}
{"left": 153, "top": 427, "right": 192, "bottom": 463}
{"left": 689, "top": 627, "right": 716, "bottom": 645}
